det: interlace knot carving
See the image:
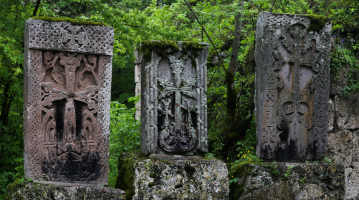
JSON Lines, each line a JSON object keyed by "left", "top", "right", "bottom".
{"left": 157, "top": 55, "right": 197, "bottom": 152}
{"left": 41, "top": 51, "right": 102, "bottom": 182}
{"left": 274, "top": 24, "right": 319, "bottom": 144}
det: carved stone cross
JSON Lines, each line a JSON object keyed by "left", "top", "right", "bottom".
{"left": 157, "top": 55, "right": 197, "bottom": 152}
{"left": 275, "top": 25, "right": 319, "bottom": 139}
{"left": 24, "top": 18, "right": 113, "bottom": 185}
{"left": 255, "top": 12, "right": 331, "bottom": 161}
{"left": 141, "top": 41, "right": 209, "bottom": 155}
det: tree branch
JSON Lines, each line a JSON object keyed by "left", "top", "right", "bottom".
{"left": 226, "top": 0, "right": 244, "bottom": 131}
{"left": 269, "top": 0, "right": 276, "bottom": 12}
{"left": 183, "top": 0, "right": 226, "bottom": 72}
{"left": 32, "top": 0, "right": 41, "bottom": 16}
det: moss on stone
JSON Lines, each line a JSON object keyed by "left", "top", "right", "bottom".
{"left": 148, "top": 182, "right": 155, "bottom": 187}
{"left": 182, "top": 41, "right": 206, "bottom": 58}
{"left": 116, "top": 152, "right": 148, "bottom": 200}
{"left": 31, "top": 16, "right": 107, "bottom": 26}
{"left": 140, "top": 40, "right": 206, "bottom": 66}
{"left": 229, "top": 162, "right": 255, "bottom": 199}
{"left": 306, "top": 14, "right": 331, "bottom": 32}
{"left": 141, "top": 40, "right": 180, "bottom": 63}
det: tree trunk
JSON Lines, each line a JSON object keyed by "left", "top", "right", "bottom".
{"left": 226, "top": 0, "right": 243, "bottom": 134}
{"left": 32, "top": 0, "right": 41, "bottom": 16}
{"left": 0, "top": 80, "right": 11, "bottom": 127}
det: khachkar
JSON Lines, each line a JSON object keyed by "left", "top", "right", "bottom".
{"left": 117, "top": 41, "right": 229, "bottom": 199}
{"left": 140, "top": 41, "right": 209, "bottom": 155}
{"left": 255, "top": 12, "right": 331, "bottom": 161}
{"left": 23, "top": 18, "right": 114, "bottom": 185}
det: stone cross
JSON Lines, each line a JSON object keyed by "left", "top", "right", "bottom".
{"left": 23, "top": 18, "right": 114, "bottom": 185}
{"left": 255, "top": 12, "right": 331, "bottom": 161}
{"left": 141, "top": 41, "right": 209, "bottom": 155}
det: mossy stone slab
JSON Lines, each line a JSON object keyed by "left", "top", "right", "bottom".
{"left": 229, "top": 162, "right": 345, "bottom": 200}
{"left": 6, "top": 180, "right": 125, "bottom": 200}
{"left": 115, "top": 152, "right": 229, "bottom": 200}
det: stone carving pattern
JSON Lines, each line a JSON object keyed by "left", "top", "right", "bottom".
{"left": 35, "top": 51, "right": 109, "bottom": 182}
{"left": 256, "top": 13, "right": 331, "bottom": 160}
{"left": 24, "top": 51, "right": 111, "bottom": 183}
{"left": 141, "top": 43, "right": 208, "bottom": 154}
{"left": 157, "top": 55, "right": 197, "bottom": 152}
{"left": 24, "top": 19, "right": 113, "bottom": 184}
{"left": 27, "top": 19, "right": 114, "bottom": 55}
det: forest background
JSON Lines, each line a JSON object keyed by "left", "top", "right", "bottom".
{"left": 0, "top": 0, "right": 358, "bottom": 197}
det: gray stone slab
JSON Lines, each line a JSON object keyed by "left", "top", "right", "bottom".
{"left": 140, "top": 41, "right": 209, "bottom": 155}
{"left": 23, "top": 18, "right": 114, "bottom": 185}
{"left": 255, "top": 12, "right": 332, "bottom": 161}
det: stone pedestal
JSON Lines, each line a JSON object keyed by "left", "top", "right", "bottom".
{"left": 327, "top": 95, "right": 359, "bottom": 199}
{"left": 229, "top": 162, "right": 344, "bottom": 200}
{"left": 116, "top": 153, "right": 229, "bottom": 200}
{"left": 6, "top": 180, "right": 125, "bottom": 200}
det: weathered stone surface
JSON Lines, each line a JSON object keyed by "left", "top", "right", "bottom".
{"left": 26, "top": 18, "right": 114, "bottom": 55}
{"left": 140, "top": 41, "right": 209, "bottom": 155}
{"left": 134, "top": 50, "right": 142, "bottom": 120}
{"left": 327, "top": 95, "right": 359, "bottom": 199}
{"left": 23, "top": 18, "right": 114, "bottom": 185}
{"left": 229, "top": 162, "right": 345, "bottom": 200}
{"left": 6, "top": 180, "right": 125, "bottom": 200}
{"left": 255, "top": 12, "right": 332, "bottom": 161}
{"left": 116, "top": 153, "right": 229, "bottom": 200}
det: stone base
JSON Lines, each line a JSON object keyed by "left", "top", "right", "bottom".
{"left": 327, "top": 95, "right": 359, "bottom": 199}
{"left": 229, "top": 162, "right": 345, "bottom": 200}
{"left": 6, "top": 180, "right": 125, "bottom": 200}
{"left": 116, "top": 153, "right": 229, "bottom": 200}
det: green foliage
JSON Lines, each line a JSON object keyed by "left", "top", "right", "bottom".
{"left": 331, "top": 38, "right": 359, "bottom": 97}
{"left": 228, "top": 177, "right": 238, "bottom": 185}
{"left": 300, "top": 177, "right": 306, "bottom": 184}
{"left": 322, "top": 157, "right": 332, "bottom": 163}
{"left": 284, "top": 166, "right": 293, "bottom": 179}
{"left": 108, "top": 98, "right": 141, "bottom": 187}
{"left": 111, "top": 62, "right": 136, "bottom": 107}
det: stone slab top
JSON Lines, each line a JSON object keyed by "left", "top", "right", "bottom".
{"left": 25, "top": 17, "right": 114, "bottom": 55}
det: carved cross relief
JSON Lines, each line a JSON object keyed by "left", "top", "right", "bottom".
{"left": 157, "top": 55, "right": 197, "bottom": 152}
{"left": 273, "top": 24, "right": 319, "bottom": 145}
{"left": 40, "top": 51, "right": 101, "bottom": 182}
